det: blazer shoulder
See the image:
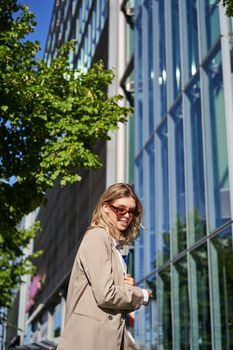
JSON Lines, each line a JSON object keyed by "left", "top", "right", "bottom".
{"left": 82, "top": 227, "right": 111, "bottom": 246}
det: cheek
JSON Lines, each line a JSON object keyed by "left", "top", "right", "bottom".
{"left": 108, "top": 211, "right": 117, "bottom": 224}
{"left": 128, "top": 217, "right": 133, "bottom": 225}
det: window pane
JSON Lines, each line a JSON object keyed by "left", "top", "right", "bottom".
{"left": 210, "top": 225, "right": 233, "bottom": 349}
{"left": 145, "top": 274, "right": 157, "bottom": 347}
{"left": 170, "top": 101, "right": 186, "bottom": 255}
{"left": 186, "top": 77, "right": 207, "bottom": 242}
{"left": 158, "top": 0, "right": 167, "bottom": 119}
{"left": 190, "top": 245, "right": 211, "bottom": 348}
{"left": 171, "top": 0, "right": 181, "bottom": 98}
{"left": 157, "top": 121, "right": 170, "bottom": 265}
{"left": 145, "top": 0, "right": 154, "bottom": 133}
{"left": 135, "top": 154, "right": 144, "bottom": 280}
{"left": 173, "top": 257, "right": 190, "bottom": 349}
{"left": 204, "top": 48, "right": 231, "bottom": 230}
{"left": 204, "top": 0, "right": 220, "bottom": 51}
{"left": 145, "top": 139, "right": 156, "bottom": 268}
{"left": 53, "top": 302, "right": 62, "bottom": 337}
{"left": 135, "top": 9, "right": 143, "bottom": 151}
{"left": 158, "top": 268, "right": 172, "bottom": 349}
{"left": 186, "top": 0, "right": 199, "bottom": 78}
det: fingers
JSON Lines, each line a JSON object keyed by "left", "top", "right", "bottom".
{"left": 148, "top": 290, "right": 153, "bottom": 299}
{"left": 123, "top": 274, "right": 135, "bottom": 286}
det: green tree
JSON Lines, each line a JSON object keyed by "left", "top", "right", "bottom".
{"left": 0, "top": 0, "right": 131, "bottom": 312}
{"left": 219, "top": 0, "right": 233, "bottom": 16}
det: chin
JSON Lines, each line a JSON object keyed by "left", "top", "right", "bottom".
{"left": 118, "top": 225, "right": 128, "bottom": 231}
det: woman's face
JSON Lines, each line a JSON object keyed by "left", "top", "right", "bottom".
{"left": 104, "top": 196, "right": 136, "bottom": 231}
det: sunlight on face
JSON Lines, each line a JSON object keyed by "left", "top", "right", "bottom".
{"left": 107, "top": 196, "right": 136, "bottom": 232}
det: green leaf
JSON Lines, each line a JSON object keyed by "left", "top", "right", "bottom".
{"left": 1, "top": 105, "right": 8, "bottom": 112}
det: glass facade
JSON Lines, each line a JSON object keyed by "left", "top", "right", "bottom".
{"left": 134, "top": 1, "right": 233, "bottom": 349}
{"left": 44, "top": 0, "right": 108, "bottom": 71}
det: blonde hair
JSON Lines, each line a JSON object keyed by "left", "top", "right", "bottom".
{"left": 90, "top": 183, "right": 142, "bottom": 244}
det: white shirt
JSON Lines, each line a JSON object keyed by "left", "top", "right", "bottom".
{"left": 112, "top": 239, "right": 149, "bottom": 304}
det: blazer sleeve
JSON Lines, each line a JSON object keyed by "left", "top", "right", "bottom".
{"left": 78, "top": 228, "right": 144, "bottom": 310}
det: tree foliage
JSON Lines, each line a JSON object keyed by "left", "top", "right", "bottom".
{"left": 0, "top": 0, "right": 131, "bottom": 311}
{"left": 219, "top": 0, "right": 233, "bottom": 16}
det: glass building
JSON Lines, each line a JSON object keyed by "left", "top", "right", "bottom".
{"left": 44, "top": 0, "right": 108, "bottom": 71}
{"left": 133, "top": 0, "right": 233, "bottom": 349}
{"left": 5, "top": 1, "right": 233, "bottom": 349}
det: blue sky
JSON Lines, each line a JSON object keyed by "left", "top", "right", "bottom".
{"left": 22, "top": 0, "right": 54, "bottom": 57}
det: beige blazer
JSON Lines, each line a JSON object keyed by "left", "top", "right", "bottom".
{"left": 57, "top": 227, "right": 144, "bottom": 350}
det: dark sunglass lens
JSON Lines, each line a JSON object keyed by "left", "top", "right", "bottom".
{"left": 110, "top": 204, "right": 139, "bottom": 216}
{"left": 117, "top": 207, "right": 127, "bottom": 215}
{"left": 131, "top": 208, "right": 139, "bottom": 216}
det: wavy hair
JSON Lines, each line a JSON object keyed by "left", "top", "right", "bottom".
{"left": 90, "top": 183, "right": 142, "bottom": 244}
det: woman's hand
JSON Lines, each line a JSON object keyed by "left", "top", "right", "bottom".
{"left": 148, "top": 290, "right": 153, "bottom": 300}
{"left": 123, "top": 273, "right": 135, "bottom": 286}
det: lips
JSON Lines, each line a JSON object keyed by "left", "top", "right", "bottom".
{"left": 119, "top": 220, "right": 128, "bottom": 226}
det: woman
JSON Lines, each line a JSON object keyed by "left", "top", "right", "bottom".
{"left": 57, "top": 183, "right": 152, "bottom": 350}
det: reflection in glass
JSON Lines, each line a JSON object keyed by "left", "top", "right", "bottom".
{"left": 210, "top": 226, "right": 233, "bottom": 349}
{"left": 186, "top": 78, "right": 206, "bottom": 242}
{"left": 204, "top": 0, "right": 220, "bottom": 52}
{"left": 146, "top": 139, "right": 156, "bottom": 269}
{"left": 135, "top": 9, "right": 143, "bottom": 151}
{"left": 186, "top": 0, "right": 199, "bottom": 78}
{"left": 128, "top": 114, "right": 135, "bottom": 184}
{"left": 158, "top": 0, "right": 167, "bottom": 118}
{"left": 53, "top": 302, "right": 62, "bottom": 337}
{"left": 145, "top": 273, "right": 157, "bottom": 348}
{"left": 135, "top": 155, "right": 144, "bottom": 280}
{"left": 158, "top": 268, "right": 172, "bottom": 349}
{"left": 173, "top": 257, "right": 190, "bottom": 349}
{"left": 170, "top": 101, "right": 186, "bottom": 255}
{"left": 190, "top": 245, "right": 211, "bottom": 348}
{"left": 145, "top": 0, "right": 154, "bottom": 134}
{"left": 171, "top": 0, "right": 181, "bottom": 98}
{"left": 157, "top": 121, "right": 170, "bottom": 265}
{"left": 145, "top": 299, "right": 154, "bottom": 348}
{"left": 134, "top": 279, "right": 157, "bottom": 349}
{"left": 205, "top": 48, "right": 231, "bottom": 230}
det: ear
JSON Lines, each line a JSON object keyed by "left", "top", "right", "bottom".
{"left": 102, "top": 203, "right": 109, "bottom": 214}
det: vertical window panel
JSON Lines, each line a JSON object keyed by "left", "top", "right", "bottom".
{"left": 135, "top": 154, "right": 144, "bottom": 280}
{"left": 171, "top": 0, "right": 181, "bottom": 98}
{"left": 128, "top": 115, "right": 135, "bottom": 185}
{"left": 156, "top": 121, "right": 170, "bottom": 266}
{"left": 186, "top": 0, "right": 199, "bottom": 78}
{"left": 204, "top": 0, "right": 220, "bottom": 51}
{"left": 53, "top": 302, "right": 62, "bottom": 338}
{"left": 145, "top": 0, "right": 154, "bottom": 134}
{"left": 158, "top": 268, "right": 172, "bottom": 349}
{"left": 185, "top": 77, "right": 207, "bottom": 243}
{"left": 145, "top": 274, "right": 157, "bottom": 348}
{"left": 170, "top": 101, "right": 187, "bottom": 256}
{"left": 172, "top": 257, "right": 190, "bottom": 349}
{"left": 210, "top": 226, "right": 233, "bottom": 349}
{"left": 203, "top": 48, "right": 231, "bottom": 230}
{"left": 145, "top": 139, "right": 156, "bottom": 269}
{"left": 135, "top": 8, "right": 143, "bottom": 152}
{"left": 190, "top": 245, "right": 211, "bottom": 348}
{"left": 158, "top": 0, "right": 167, "bottom": 119}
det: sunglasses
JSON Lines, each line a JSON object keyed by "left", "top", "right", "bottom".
{"left": 108, "top": 204, "right": 140, "bottom": 217}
